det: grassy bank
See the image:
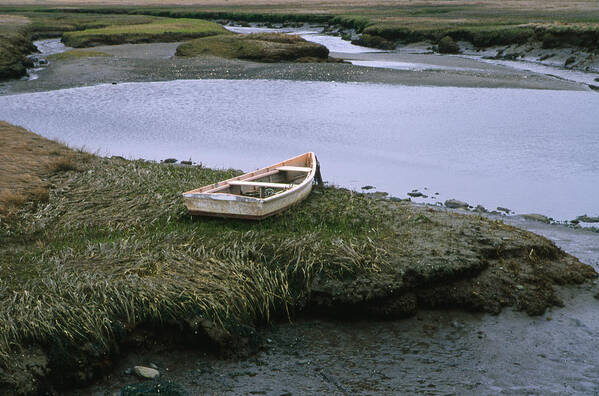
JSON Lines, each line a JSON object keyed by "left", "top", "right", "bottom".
{"left": 176, "top": 33, "right": 329, "bottom": 62}
{"left": 62, "top": 18, "right": 230, "bottom": 48}
{"left": 2, "top": 2, "right": 599, "bottom": 51}
{"left": 0, "top": 123, "right": 596, "bottom": 393}
{"left": 0, "top": 15, "right": 35, "bottom": 80}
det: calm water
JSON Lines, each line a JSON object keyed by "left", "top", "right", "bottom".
{"left": 1, "top": 79, "right": 598, "bottom": 220}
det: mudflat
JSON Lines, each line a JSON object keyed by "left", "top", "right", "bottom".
{"left": 1, "top": 41, "right": 588, "bottom": 95}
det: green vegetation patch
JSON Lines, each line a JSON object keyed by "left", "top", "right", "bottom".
{"left": 24, "top": 12, "right": 159, "bottom": 40}
{"left": 176, "top": 33, "right": 329, "bottom": 62}
{"left": 0, "top": 15, "right": 35, "bottom": 80}
{"left": 47, "top": 49, "right": 109, "bottom": 60}
{"left": 62, "top": 18, "right": 231, "bottom": 48}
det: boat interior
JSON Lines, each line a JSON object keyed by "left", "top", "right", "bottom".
{"left": 197, "top": 154, "right": 314, "bottom": 199}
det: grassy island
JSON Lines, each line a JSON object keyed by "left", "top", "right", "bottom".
{"left": 0, "top": 122, "right": 596, "bottom": 394}
{"left": 62, "top": 18, "right": 231, "bottom": 48}
{"left": 176, "top": 33, "right": 330, "bottom": 62}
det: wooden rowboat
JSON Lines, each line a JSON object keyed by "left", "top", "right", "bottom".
{"left": 183, "top": 152, "right": 318, "bottom": 220}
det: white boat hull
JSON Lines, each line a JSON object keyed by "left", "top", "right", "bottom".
{"left": 182, "top": 152, "right": 317, "bottom": 220}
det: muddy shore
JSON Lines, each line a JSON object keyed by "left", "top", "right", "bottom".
{"left": 1, "top": 41, "right": 589, "bottom": 95}
{"left": 69, "top": 215, "right": 599, "bottom": 396}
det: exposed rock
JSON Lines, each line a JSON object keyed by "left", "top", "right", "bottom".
{"left": 474, "top": 205, "right": 488, "bottom": 213}
{"left": 133, "top": 365, "right": 160, "bottom": 379}
{"left": 521, "top": 214, "right": 550, "bottom": 223}
{"left": 438, "top": 36, "right": 460, "bottom": 54}
{"left": 575, "top": 215, "right": 599, "bottom": 223}
{"left": 444, "top": 199, "right": 469, "bottom": 209}
{"left": 351, "top": 34, "right": 396, "bottom": 50}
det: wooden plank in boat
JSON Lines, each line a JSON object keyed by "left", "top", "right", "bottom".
{"left": 277, "top": 166, "right": 312, "bottom": 173}
{"left": 228, "top": 181, "right": 293, "bottom": 189}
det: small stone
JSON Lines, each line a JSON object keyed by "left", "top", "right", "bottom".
{"left": 163, "top": 158, "right": 177, "bottom": 164}
{"left": 521, "top": 214, "right": 550, "bottom": 223}
{"left": 133, "top": 365, "right": 160, "bottom": 379}
{"left": 451, "top": 320, "right": 463, "bottom": 329}
{"left": 444, "top": 199, "right": 469, "bottom": 209}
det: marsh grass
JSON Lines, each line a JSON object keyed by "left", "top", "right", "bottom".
{"left": 0, "top": 139, "right": 398, "bottom": 369}
{"left": 62, "top": 17, "right": 231, "bottom": 47}
{"left": 4, "top": 3, "right": 596, "bottom": 50}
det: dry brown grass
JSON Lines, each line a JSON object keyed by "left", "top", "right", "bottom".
{"left": 0, "top": 121, "right": 88, "bottom": 216}
{"left": 1, "top": 0, "right": 598, "bottom": 13}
